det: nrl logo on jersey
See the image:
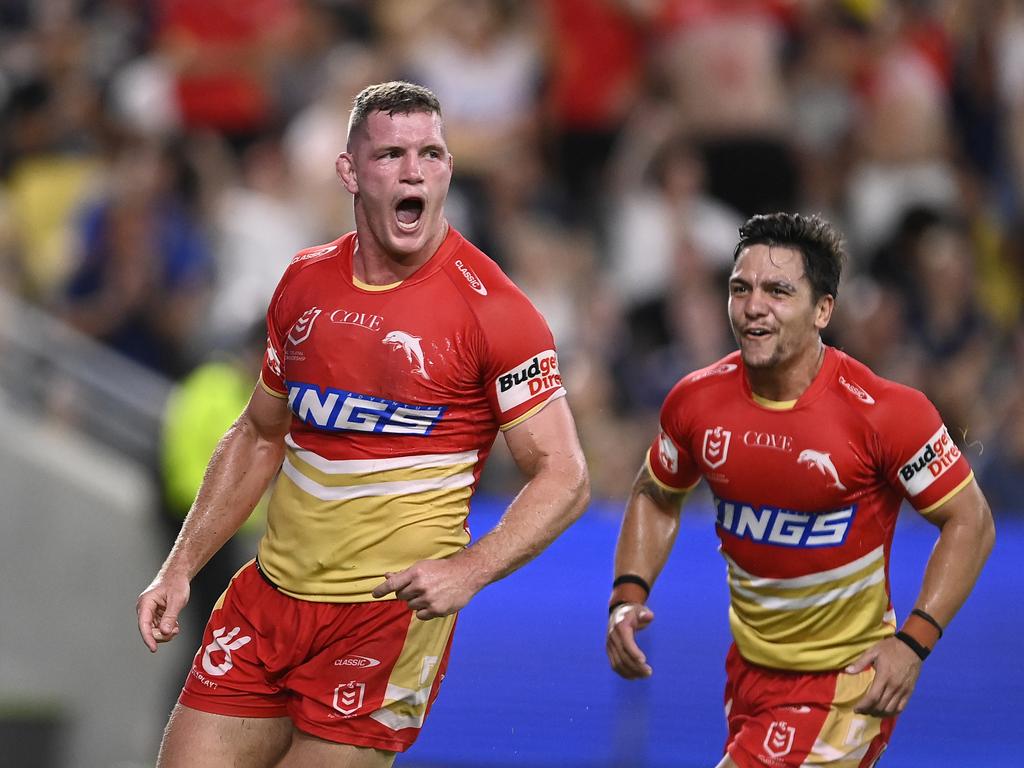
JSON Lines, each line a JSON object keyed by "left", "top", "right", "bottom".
{"left": 288, "top": 308, "right": 321, "bottom": 346}
{"left": 702, "top": 427, "right": 731, "bottom": 469}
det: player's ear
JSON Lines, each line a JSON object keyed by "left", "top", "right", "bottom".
{"left": 337, "top": 153, "right": 358, "bottom": 194}
{"left": 814, "top": 294, "right": 834, "bottom": 330}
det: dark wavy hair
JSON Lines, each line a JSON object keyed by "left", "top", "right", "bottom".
{"left": 733, "top": 212, "right": 846, "bottom": 300}
{"left": 346, "top": 81, "right": 442, "bottom": 147}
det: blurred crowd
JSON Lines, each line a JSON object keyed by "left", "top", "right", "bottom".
{"left": 1, "top": 0, "right": 1022, "bottom": 509}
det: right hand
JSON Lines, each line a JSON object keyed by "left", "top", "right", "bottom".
{"left": 136, "top": 571, "right": 190, "bottom": 653}
{"left": 606, "top": 602, "right": 655, "bottom": 679}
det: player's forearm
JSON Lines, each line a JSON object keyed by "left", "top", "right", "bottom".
{"left": 457, "top": 454, "right": 589, "bottom": 591}
{"left": 160, "top": 417, "right": 285, "bottom": 580}
{"left": 610, "top": 490, "right": 682, "bottom": 605}
{"left": 914, "top": 498, "right": 995, "bottom": 628}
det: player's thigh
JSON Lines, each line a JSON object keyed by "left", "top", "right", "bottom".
{"left": 276, "top": 730, "right": 395, "bottom": 768}
{"left": 157, "top": 703, "right": 292, "bottom": 768}
{"left": 714, "top": 757, "right": 741, "bottom": 768}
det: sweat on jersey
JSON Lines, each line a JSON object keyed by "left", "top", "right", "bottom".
{"left": 257, "top": 227, "right": 565, "bottom": 602}
{"left": 647, "top": 347, "right": 973, "bottom": 671}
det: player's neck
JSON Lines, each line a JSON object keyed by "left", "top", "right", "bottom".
{"left": 353, "top": 220, "right": 449, "bottom": 285}
{"left": 746, "top": 340, "right": 826, "bottom": 403}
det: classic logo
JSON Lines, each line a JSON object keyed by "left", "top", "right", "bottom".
{"left": 743, "top": 431, "right": 793, "bottom": 452}
{"left": 657, "top": 430, "right": 679, "bottom": 474}
{"left": 383, "top": 330, "right": 430, "bottom": 380}
{"left": 714, "top": 496, "right": 855, "bottom": 547}
{"left": 330, "top": 309, "right": 383, "bottom": 332}
{"left": 899, "top": 425, "right": 961, "bottom": 496}
{"left": 702, "top": 427, "right": 732, "bottom": 469}
{"left": 798, "top": 449, "right": 847, "bottom": 491}
{"left": 291, "top": 244, "right": 337, "bottom": 264}
{"left": 454, "top": 258, "right": 487, "bottom": 295}
{"left": 334, "top": 655, "right": 381, "bottom": 669}
{"left": 288, "top": 382, "right": 445, "bottom": 435}
{"left": 265, "top": 339, "right": 283, "bottom": 378}
{"left": 332, "top": 682, "right": 365, "bottom": 717}
{"left": 689, "top": 362, "right": 738, "bottom": 382}
{"left": 201, "top": 626, "right": 252, "bottom": 677}
{"left": 839, "top": 375, "right": 875, "bottom": 405}
{"left": 764, "top": 721, "right": 796, "bottom": 759}
{"left": 496, "top": 350, "right": 562, "bottom": 412}
{"left": 288, "top": 307, "right": 321, "bottom": 346}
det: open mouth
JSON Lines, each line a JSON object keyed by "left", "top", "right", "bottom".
{"left": 395, "top": 197, "right": 424, "bottom": 231}
{"left": 744, "top": 328, "right": 772, "bottom": 339}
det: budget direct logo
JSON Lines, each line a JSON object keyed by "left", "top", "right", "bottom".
{"left": 496, "top": 350, "right": 562, "bottom": 411}
{"left": 899, "top": 425, "right": 961, "bottom": 496}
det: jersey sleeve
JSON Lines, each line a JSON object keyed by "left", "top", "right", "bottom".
{"left": 646, "top": 380, "right": 702, "bottom": 492}
{"left": 259, "top": 269, "right": 290, "bottom": 397}
{"left": 477, "top": 290, "right": 566, "bottom": 430}
{"left": 879, "top": 387, "right": 973, "bottom": 514}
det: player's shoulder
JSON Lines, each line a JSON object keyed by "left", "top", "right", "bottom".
{"left": 440, "top": 229, "right": 537, "bottom": 313}
{"left": 673, "top": 353, "right": 744, "bottom": 397}
{"left": 282, "top": 234, "right": 351, "bottom": 281}
{"left": 828, "top": 348, "right": 931, "bottom": 415}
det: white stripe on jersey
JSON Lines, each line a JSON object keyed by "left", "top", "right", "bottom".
{"left": 729, "top": 568, "right": 885, "bottom": 611}
{"left": 284, "top": 434, "right": 478, "bottom": 474}
{"left": 724, "top": 545, "right": 884, "bottom": 589}
{"left": 281, "top": 456, "right": 476, "bottom": 501}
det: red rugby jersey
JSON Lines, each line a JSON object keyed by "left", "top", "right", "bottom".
{"left": 647, "top": 346, "right": 972, "bottom": 670}
{"left": 256, "top": 227, "right": 565, "bottom": 601}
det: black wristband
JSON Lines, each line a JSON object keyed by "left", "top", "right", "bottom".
{"left": 911, "top": 608, "right": 944, "bottom": 638}
{"left": 612, "top": 574, "right": 651, "bottom": 596}
{"left": 894, "top": 630, "right": 931, "bottom": 661}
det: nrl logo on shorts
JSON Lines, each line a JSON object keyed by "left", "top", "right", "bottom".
{"left": 288, "top": 307, "right": 321, "bottom": 346}
{"left": 763, "top": 720, "right": 795, "bottom": 758}
{"left": 333, "top": 681, "right": 366, "bottom": 717}
{"left": 702, "top": 426, "right": 732, "bottom": 469}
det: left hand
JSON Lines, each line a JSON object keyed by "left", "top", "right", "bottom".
{"left": 846, "top": 636, "right": 923, "bottom": 717}
{"left": 371, "top": 557, "right": 479, "bottom": 620}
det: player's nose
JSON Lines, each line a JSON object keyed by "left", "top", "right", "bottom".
{"left": 400, "top": 154, "right": 424, "bottom": 182}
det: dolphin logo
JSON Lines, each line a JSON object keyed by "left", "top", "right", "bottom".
{"left": 383, "top": 330, "right": 430, "bottom": 380}
{"left": 798, "top": 449, "right": 847, "bottom": 491}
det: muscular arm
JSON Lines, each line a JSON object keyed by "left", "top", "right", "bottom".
{"left": 850, "top": 478, "right": 995, "bottom": 715}
{"left": 606, "top": 462, "right": 691, "bottom": 678}
{"left": 908, "top": 478, "right": 995, "bottom": 629}
{"left": 611, "top": 463, "right": 690, "bottom": 605}
{"left": 373, "top": 397, "right": 590, "bottom": 619}
{"left": 136, "top": 385, "right": 291, "bottom": 651}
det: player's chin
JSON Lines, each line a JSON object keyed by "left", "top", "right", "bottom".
{"left": 738, "top": 347, "right": 775, "bottom": 369}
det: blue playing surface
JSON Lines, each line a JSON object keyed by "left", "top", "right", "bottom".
{"left": 399, "top": 495, "right": 1023, "bottom": 768}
